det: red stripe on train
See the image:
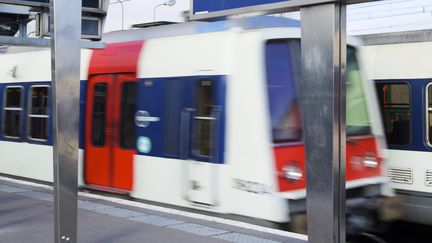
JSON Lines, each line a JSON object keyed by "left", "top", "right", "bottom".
{"left": 88, "top": 41, "right": 144, "bottom": 75}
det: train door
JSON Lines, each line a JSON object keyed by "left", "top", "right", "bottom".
{"left": 183, "top": 79, "right": 225, "bottom": 206}
{"left": 136, "top": 77, "right": 225, "bottom": 205}
{"left": 84, "top": 74, "right": 137, "bottom": 192}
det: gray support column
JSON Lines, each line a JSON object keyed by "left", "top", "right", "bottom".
{"left": 50, "top": 0, "right": 82, "bottom": 242}
{"left": 300, "top": 3, "right": 346, "bottom": 243}
{"left": 18, "top": 22, "right": 27, "bottom": 38}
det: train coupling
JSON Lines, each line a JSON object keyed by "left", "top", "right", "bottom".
{"left": 346, "top": 196, "right": 404, "bottom": 234}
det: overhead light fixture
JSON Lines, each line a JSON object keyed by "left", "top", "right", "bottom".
{"left": 154, "top": 0, "right": 177, "bottom": 22}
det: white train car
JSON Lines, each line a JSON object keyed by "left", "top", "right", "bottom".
{"left": 360, "top": 31, "right": 432, "bottom": 225}
{"left": 0, "top": 17, "right": 399, "bottom": 231}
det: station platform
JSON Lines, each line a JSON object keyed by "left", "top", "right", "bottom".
{"left": 0, "top": 177, "right": 307, "bottom": 243}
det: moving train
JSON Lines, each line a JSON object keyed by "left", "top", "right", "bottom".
{"left": 360, "top": 34, "right": 432, "bottom": 225}
{"left": 0, "top": 16, "right": 401, "bottom": 232}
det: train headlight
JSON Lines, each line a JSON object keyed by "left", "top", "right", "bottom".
{"left": 283, "top": 164, "right": 303, "bottom": 181}
{"left": 362, "top": 155, "right": 378, "bottom": 168}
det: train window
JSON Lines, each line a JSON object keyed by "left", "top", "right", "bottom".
{"left": 91, "top": 83, "right": 107, "bottom": 146}
{"left": 376, "top": 83, "right": 410, "bottom": 146}
{"left": 265, "top": 39, "right": 302, "bottom": 143}
{"left": 3, "top": 86, "right": 23, "bottom": 138}
{"left": 28, "top": 86, "right": 49, "bottom": 140}
{"left": 426, "top": 83, "right": 432, "bottom": 146}
{"left": 194, "top": 80, "right": 214, "bottom": 157}
{"left": 164, "top": 79, "right": 183, "bottom": 156}
{"left": 346, "top": 47, "right": 371, "bottom": 136}
{"left": 120, "top": 82, "right": 136, "bottom": 149}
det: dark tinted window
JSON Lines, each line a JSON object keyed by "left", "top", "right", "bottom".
{"left": 82, "top": 19, "right": 99, "bottom": 36}
{"left": 28, "top": 86, "right": 49, "bottom": 140}
{"left": 3, "top": 87, "right": 23, "bottom": 138}
{"left": 376, "top": 83, "right": 410, "bottom": 145}
{"left": 265, "top": 39, "right": 302, "bottom": 143}
{"left": 120, "top": 82, "right": 137, "bottom": 149}
{"left": 6, "top": 87, "right": 22, "bottom": 108}
{"left": 194, "top": 80, "right": 213, "bottom": 157}
{"left": 82, "top": 0, "right": 99, "bottom": 8}
{"left": 92, "top": 83, "right": 107, "bottom": 146}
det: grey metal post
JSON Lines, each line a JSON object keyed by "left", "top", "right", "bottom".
{"left": 18, "top": 22, "right": 27, "bottom": 38}
{"left": 50, "top": 0, "right": 82, "bottom": 242}
{"left": 300, "top": 3, "right": 346, "bottom": 243}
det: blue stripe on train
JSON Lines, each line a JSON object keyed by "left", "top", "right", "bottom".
{"left": 135, "top": 75, "right": 226, "bottom": 164}
{"left": 0, "top": 76, "right": 227, "bottom": 163}
{"left": 0, "top": 80, "right": 87, "bottom": 149}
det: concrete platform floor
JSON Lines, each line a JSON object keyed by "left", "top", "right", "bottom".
{"left": 0, "top": 177, "right": 307, "bottom": 243}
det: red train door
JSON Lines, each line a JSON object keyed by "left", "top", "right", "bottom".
{"left": 84, "top": 73, "right": 137, "bottom": 191}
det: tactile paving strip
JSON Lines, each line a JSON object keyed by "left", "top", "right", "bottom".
{"left": 213, "top": 233, "right": 280, "bottom": 243}
{"left": 78, "top": 200, "right": 113, "bottom": 211}
{"left": 168, "top": 223, "right": 229, "bottom": 236}
{"left": 129, "top": 215, "right": 184, "bottom": 227}
{"left": 90, "top": 206, "right": 146, "bottom": 218}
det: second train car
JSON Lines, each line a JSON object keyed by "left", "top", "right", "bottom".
{"left": 360, "top": 33, "right": 432, "bottom": 225}
{"left": 0, "top": 17, "right": 400, "bottom": 232}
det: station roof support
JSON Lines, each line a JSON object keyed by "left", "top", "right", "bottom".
{"left": 49, "top": 1, "right": 81, "bottom": 242}
{"left": 300, "top": 4, "right": 346, "bottom": 243}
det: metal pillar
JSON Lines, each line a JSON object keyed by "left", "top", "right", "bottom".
{"left": 300, "top": 3, "right": 346, "bottom": 243}
{"left": 50, "top": 0, "right": 82, "bottom": 242}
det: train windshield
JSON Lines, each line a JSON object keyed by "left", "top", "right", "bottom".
{"left": 346, "top": 47, "right": 371, "bottom": 136}
{"left": 265, "top": 40, "right": 371, "bottom": 143}
{"left": 265, "top": 39, "right": 302, "bottom": 143}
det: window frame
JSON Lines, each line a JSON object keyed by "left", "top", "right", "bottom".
{"left": 425, "top": 82, "right": 432, "bottom": 147}
{"left": 192, "top": 79, "right": 216, "bottom": 159}
{"left": 2, "top": 85, "right": 24, "bottom": 139}
{"left": 264, "top": 38, "right": 303, "bottom": 144}
{"left": 346, "top": 46, "right": 372, "bottom": 137}
{"left": 377, "top": 81, "right": 412, "bottom": 147}
{"left": 27, "top": 85, "right": 50, "bottom": 142}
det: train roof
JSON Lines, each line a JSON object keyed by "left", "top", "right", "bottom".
{"left": 359, "top": 29, "right": 432, "bottom": 46}
{"left": 102, "top": 16, "right": 300, "bottom": 43}
{"left": 0, "top": 16, "right": 299, "bottom": 54}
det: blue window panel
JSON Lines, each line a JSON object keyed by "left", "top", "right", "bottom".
{"left": 0, "top": 82, "right": 52, "bottom": 145}
{"left": 135, "top": 76, "right": 226, "bottom": 164}
{"left": 136, "top": 78, "right": 166, "bottom": 157}
{"left": 265, "top": 39, "right": 302, "bottom": 143}
{"left": 0, "top": 80, "right": 89, "bottom": 147}
{"left": 164, "top": 78, "right": 185, "bottom": 157}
